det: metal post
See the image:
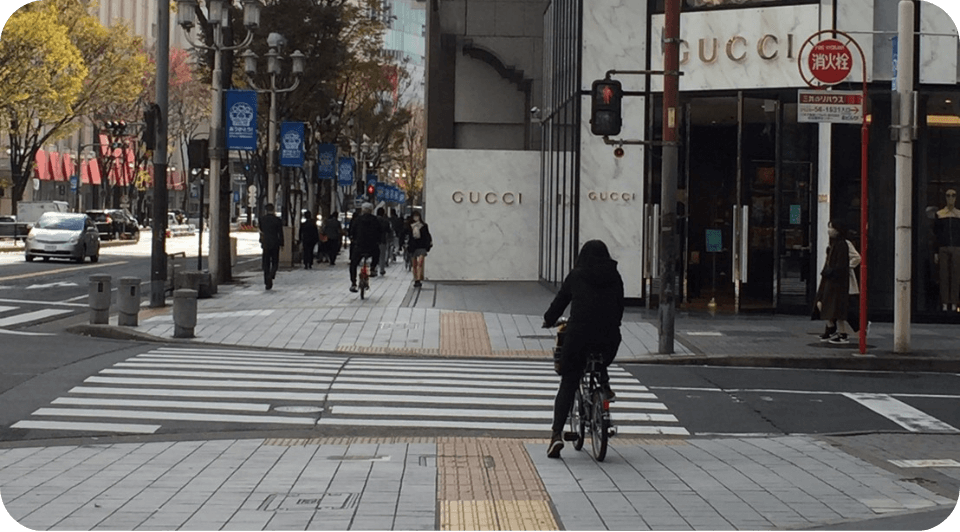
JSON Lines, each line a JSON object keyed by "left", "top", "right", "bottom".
{"left": 150, "top": 0, "right": 170, "bottom": 308}
{"left": 658, "top": 0, "right": 681, "bottom": 354}
{"left": 894, "top": 0, "right": 915, "bottom": 352}
{"left": 268, "top": 84, "right": 277, "bottom": 206}
{"left": 207, "top": 21, "right": 224, "bottom": 287}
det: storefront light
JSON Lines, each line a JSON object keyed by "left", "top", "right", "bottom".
{"left": 927, "top": 115, "right": 960, "bottom": 127}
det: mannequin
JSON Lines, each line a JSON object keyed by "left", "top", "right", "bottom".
{"left": 934, "top": 189, "right": 960, "bottom": 311}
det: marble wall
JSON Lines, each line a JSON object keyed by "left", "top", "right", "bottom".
{"left": 424, "top": 149, "right": 540, "bottom": 281}
{"left": 650, "top": 4, "right": 821, "bottom": 91}
{"left": 580, "top": 0, "right": 648, "bottom": 299}
{"left": 920, "top": 1, "right": 960, "bottom": 85}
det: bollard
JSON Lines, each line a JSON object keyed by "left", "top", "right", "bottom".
{"left": 88, "top": 274, "right": 112, "bottom": 325}
{"left": 230, "top": 236, "right": 238, "bottom": 267}
{"left": 118, "top": 277, "right": 141, "bottom": 326}
{"left": 173, "top": 288, "right": 198, "bottom": 338}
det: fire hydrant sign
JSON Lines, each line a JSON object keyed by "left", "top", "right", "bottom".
{"left": 797, "top": 90, "right": 863, "bottom": 123}
{"left": 808, "top": 39, "right": 853, "bottom": 85}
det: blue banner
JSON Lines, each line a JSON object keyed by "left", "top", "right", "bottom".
{"left": 338, "top": 157, "right": 355, "bottom": 186}
{"left": 366, "top": 173, "right": 377, "bottom": 187}
{"left": 317, "top": 144, "right": 336, "bottom": 180}
{"left": 279, "top": 122, "right": 304, "bottom": 167}
{"left": 225, "top": 90, "right": 258, "bottom": 151}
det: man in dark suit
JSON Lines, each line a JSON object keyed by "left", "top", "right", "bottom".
{"left": 259, "top": 203, "right": 284, "bottom": 290}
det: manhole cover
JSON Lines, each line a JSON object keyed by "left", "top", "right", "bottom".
{"left": 274, "top": 406, "right": 324, "bottom": 413}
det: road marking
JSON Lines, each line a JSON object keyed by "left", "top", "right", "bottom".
{"left": 324, "top": 393, "right": 667, "bottom": 408}
{"left": 32, "top": 407, "right": 317, "bottom": 425}
{"left": 85, "top": 376, "right": 329, "bottom": 390}
{"left": 26, "top": 281, "right": 79, "bottom": 290}
{"left": 329, "top": 405, "right": 679, "bottom": 423}
{"left": 134, "top": 354, "right": 343, "bottom": 366}
{"left": 115, "top": 362, "right": 341, "bottom": 374}
{"left": 68, "top": 386, "right": 326, "bottom": 402}
{"left": 99, "top": 368, "right": 335, "bottom": 381}
{"left": 843, "top": 393, "right": 960, "bottom": 433}
{"left": 52, "top": 397, "right": 271, "bottom": 412}
{"left": 0, "top": 260, "right": 129, "bottom": 282}
{"left": 888, "top": 459, "right": 960, "bottom": 468}
{"left": 11, "top": 420, "right": 160, "bottom": 434}
{"left": 0, "top": 308, "right": 73, "bottom": 327}
{"left": 0, "top": 306, "right": 17, "bottom": 313}
{"left": 0, "top": 298, "right": 87, "bottom": 308}
{"left": 315, "top": 417, "right": 689, "bottom": 435}
{"left": 0, "top": 328, "right": 55, "bottom": 336}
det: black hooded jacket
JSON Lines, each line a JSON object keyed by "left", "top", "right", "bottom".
{"left": 544, "top": 240, "right": 625, "bottom": 335}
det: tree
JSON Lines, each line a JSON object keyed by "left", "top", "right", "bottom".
{"left": 396, "top": 103, "right": 425, "bottom": 206}
{"left": 0, "top": 0, "right": 147, "bottom": 214}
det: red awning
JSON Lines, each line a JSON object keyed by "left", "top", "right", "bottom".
{"left": 84, "top": 160, "right": 102, "bottom": 186}
{"left": 34, "top": 150, "right": 50, "bottom": 181}
{"left": 61, "top": 153, "right": 75, "bottom": 181}
{"left": 168, "top": 169, "right": 185, "bottom": 191}
{"left": 48, "top": 152, "right": 65, "bottom": 181}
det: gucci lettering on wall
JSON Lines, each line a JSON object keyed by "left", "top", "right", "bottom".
{"left": 587, "top": 191, "right": 637, "bottom": 202}
{"left": 677, "top": 34, "right": 795, "bottom": 65}
{"left": 451, "top": 191, "right": 522, "bottom": 205}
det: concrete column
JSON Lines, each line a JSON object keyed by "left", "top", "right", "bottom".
{"left": 117, "top": 277, "right": 141, "bottom": 326}
{"left": 88, "top": 275, "right": 111, "bottom": 325}
{"left": 173, "top": 288, "right": 198, "bottom": 338}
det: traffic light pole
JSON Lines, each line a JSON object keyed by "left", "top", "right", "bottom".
{"left": 150, "top": 0, "right": 170, "bottom": 308}
{"left": 658, "top": 0, "right": 681, "bottom": 354}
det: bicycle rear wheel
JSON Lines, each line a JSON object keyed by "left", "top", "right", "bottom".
{"left": 569, "top": 387, "right": 585, "bottom": 450}
{"left": 590, "top": 389, "right": 608, "bottom": 461}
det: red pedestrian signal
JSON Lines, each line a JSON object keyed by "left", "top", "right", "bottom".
{"left": 590, "top": 79, "right": 623, "bottom": 136}
{"left": 367, "top": 184, "right": 376, "bottom": 198}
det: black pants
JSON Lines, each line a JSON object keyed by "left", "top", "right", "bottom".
{"left": 349, "top": 246, "right": 380, "bottom": 285}
{"left": 262, "top": 247, "right": 280, "bottom": 285}
{"left": 302, "top": 241, "right": 317, "bottom": 267}
{"left": 551, "top": 333, "right": 618, "bottom": 434}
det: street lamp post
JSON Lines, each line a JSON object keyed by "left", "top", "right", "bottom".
{"left": 242, "top": 42, "right": 304, "bottom": 208}
{"left": 176, "top": 0, "right": 260, "bottom": 286}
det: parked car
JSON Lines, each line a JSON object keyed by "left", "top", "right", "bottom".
{"left": 24, "top": 212, "right": 100, "bottom": 263}
{"left": 84, "top": 209, "right": 140, "bottom": 241}
{"left": 0, "top": 215, "right": 30, "bottom": 241}
{"left": 16, "top": 201, "right": 71, "bottom": 228}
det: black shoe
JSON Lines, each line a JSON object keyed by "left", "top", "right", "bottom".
{"left": 265, "top": 281, "right": 272, "bottom": 290}
{"left": 819, "top": 324, "right": 837, "bottom": 342}
{"left": 414, "top": 280, "right": 422, "bottom": 288}
{"left": 369, "top": 271, "right": 378, "bottom": 278}
{"left": 602, "top": 384, "right": 617, "bottom": 401}
{"left": 547, "top": 433, "right": 564, "bottom": 459}
{"left": 349, "top": 284, "right": 358, "bottom": 293}
{"left": 829, "top": 333, "right": 850, "bottom": 345}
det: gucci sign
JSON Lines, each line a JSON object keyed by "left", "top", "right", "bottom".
{"left": 451, "top": 191, "right": 523, "bottom": 205}
{"left": 587, "top": 191, "right": 637, "bottom": 202}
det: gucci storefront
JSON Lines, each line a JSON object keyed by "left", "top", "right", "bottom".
{"left": 425, "top": 0, "right": 960, "bottom": 320}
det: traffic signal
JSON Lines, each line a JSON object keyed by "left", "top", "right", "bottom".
{"left": 356, "top": 180, "right": 365, "bottom": 197}
{"left": 142, "top": 105, "right": 158, "bottom": 150}
{"left": 366, "top": 183, "right": 376, "bottom": 200}
{"left": 187, "top": 138, "right": 209, "bottom": 169}
{"left": 590, "top": 79, "right": 622, "bottom": 136}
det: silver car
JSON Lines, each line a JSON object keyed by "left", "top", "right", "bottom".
{"left": 24, "top": 212, "right": 101, "bottom": 263}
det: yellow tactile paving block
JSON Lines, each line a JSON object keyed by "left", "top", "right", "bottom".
{"left": 441, "top": 311, "right": 494, "bottom": 356}
{"left": 438, "top": 438, "right": 558, "bottom": 530}
{"left": 441, "top": 500, "right": 556, "bottom": 531}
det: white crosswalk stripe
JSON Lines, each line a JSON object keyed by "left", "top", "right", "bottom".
{"left": 318, "top": 359, "right": 690, "bottom": 436}
{"left": 11, "top": 347, "right": 342, "bottom": 434}
{"left": 10, "top": 348, "right": 691, "bottom": 436}
{"left": 0, "top": 306, "right": 73, "bottom": 327}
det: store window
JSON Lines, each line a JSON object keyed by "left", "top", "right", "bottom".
{"left": 919, "top": 92, "right": 960, "bottom": 316}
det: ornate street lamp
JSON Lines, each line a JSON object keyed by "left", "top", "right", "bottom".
{"left": 176, "top": 0, "right": 260, "bottom": 285}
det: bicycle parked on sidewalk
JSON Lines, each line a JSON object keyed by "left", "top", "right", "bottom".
{"left": 551, "top": 318, "right": 617, "bottom": 461}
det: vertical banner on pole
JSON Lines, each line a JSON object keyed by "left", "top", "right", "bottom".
{"left": 225, "top": 90, "right": 258, "bottom": 151}
{"left": 317, "top": 144, "right": 337, "bottom": 180}
{"left": 338, "top": 157, "right": 355, "bottom": 186}
{"left": 279, "top": 122, "right": 305, "bottom": 167}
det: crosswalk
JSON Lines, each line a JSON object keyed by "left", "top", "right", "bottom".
{"left": 0, "top": 304, "right": 73, "bottom": 329}
{"left": 320, "top": 358, "right": 689, "bottom": 435}
{"left": 10, "top": 347, "right": 690, "bottom": 437}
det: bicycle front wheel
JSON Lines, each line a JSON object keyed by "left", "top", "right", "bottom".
{"left": 569, "top": 387, "right": 585, "bottom": 450}
{"left": 590, "top": 389, "right": 608, "bottom": 461}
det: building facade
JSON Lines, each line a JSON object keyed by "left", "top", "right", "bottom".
{"left": 425, "top": 0, "right": 960, "bottom": 322}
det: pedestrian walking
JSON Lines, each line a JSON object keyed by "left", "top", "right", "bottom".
{"left": 348, "top": 203, "right": 383, "bottom": 292}
{"left": 259, "top": 203, "right": 284, "bottom": 290}
{"left": 541, "top": 240, "right": 624, "bottom": 459}
{"left": 299, "top": 211, "right": 320, "bottom": 269}
{"left": 321, "top": 211, "right": 343, "bottom": 266}
{"left": 407, "top": 211, "right": 432, "bottom": 288}
{"left": 813, "top": 221, "right": 859, "bottom": 344}
{"left": 376, "top": 207, "right": 394, "bottom": 275}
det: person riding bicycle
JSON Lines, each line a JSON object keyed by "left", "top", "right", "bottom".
{"left": 349, "top": 202, "right": 383, "bottom": 293}
{"left": 542, "top": 239, "right": 624, "bottom": 459}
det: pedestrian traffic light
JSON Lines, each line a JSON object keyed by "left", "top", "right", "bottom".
{"left": 590, "top": 79, "right": 622, "bottom": 136}
{"left": 142, "top": 105, "right": 158, "bottom": 150}
{"left": 356, "top": 180, "right": 365, "bottom": 197}
{"left": 367, "top": 183, "right": 376, "bottom": 200}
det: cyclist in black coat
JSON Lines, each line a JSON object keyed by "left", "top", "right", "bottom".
{"left": 349, "top": 203, "right": 382, "bottom": 292}
{"left": 542, "top": 239, "right": 624, "bottom": 458}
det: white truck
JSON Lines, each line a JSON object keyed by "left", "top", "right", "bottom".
{"left": 16, "top": 201, "right": 71, "bottom": 228}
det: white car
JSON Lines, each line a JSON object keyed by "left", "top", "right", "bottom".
{"left": 24, "top": 212, "right": 101, "bottom": 263}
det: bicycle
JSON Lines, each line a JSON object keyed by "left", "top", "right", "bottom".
{"left": 358, "top": 254, "right": 372, "bottom": 300}
{"left": 551, "top": 318, "right": 617, "bottom": 461}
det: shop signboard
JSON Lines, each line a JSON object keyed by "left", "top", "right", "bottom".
{"left": 797, "top": 90, "right": 862, "bottom": 124}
